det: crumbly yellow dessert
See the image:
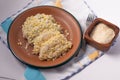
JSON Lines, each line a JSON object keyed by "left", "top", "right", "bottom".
{"left": 22, "top": 13, "right": 72, "bottom": 60}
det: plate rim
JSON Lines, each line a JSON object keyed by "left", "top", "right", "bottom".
{"left": 7, "top": 5, "right": 83, "bottom": 68}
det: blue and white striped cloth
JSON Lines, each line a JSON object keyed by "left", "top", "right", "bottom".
{"left": 0, "top": 0, "right": 104, "bottom": 80}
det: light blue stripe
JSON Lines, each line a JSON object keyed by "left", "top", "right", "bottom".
{"left": 1, "top": 17, "right": 13, "bottom": 33}
{"left": 24, "top": 67, "right": 46, "bottom": 80}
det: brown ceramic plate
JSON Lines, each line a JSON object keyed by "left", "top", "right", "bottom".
{"left": 7, "top": 6, "right": 82, "bottom": 68}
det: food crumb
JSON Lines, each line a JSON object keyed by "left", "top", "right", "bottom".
{"left": 25, "top": 43, "right": 29, "bottom": 50}
{"left": 65, "top": 30, "right": 69, "bottom": 37}
{"left": 17, "top": 42, "right": 22, "bottom": 46}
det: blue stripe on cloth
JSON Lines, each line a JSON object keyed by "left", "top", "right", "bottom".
{"left": 1, "top": 17, "right": 13, "bottom": 33}
{"left": 24, "top": 67, "right": 46, "bottom": 80}
{"left": 1, "top": 17, "right": 46, "bottom": 80}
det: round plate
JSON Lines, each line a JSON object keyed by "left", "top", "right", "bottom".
{"left": 7, "top": 6, "right": 82, "bottom": 68}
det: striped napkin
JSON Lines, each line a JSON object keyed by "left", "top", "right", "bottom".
{"left": 0, "top": 0, "right": 104, "bottom": 80}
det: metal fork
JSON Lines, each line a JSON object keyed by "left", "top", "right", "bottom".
{"left": 86, "top": 13, "right": 97, "bottom": 27}
{"left": 75, "top": 13, "right": 97, "bottom": 61}
{"left": 81, "top": 13, "right": 97, "bottom": 51}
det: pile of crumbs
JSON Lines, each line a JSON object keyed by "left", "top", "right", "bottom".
{"left": 22, "top": 13, "right": 72, "bottom": 61}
